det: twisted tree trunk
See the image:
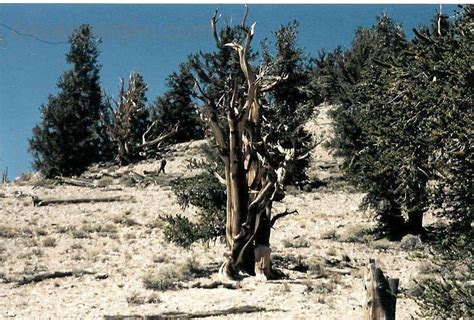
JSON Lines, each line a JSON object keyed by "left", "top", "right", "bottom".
{"left": 196, "top": 8, "right": 291, "bottom": 279}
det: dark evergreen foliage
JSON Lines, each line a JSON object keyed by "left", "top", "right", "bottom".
{"left": 261, "top": 21, "right": 321, "bottom": 184}
{"left": 151, "top": 63, "right": 204, "bottom": 143}
{"left": 29, "top": 25, "right": 108, "bottom": 177}
{"left": 161, "top": 171, "right": 226, "bottom": 247}
{"left": 414, "top": 230, "right": 473, "bottom": 319}
{"left": 162, "top": 21, "right": 319, "bottom": 248}
{"left": 321, "top": 7, "right": 472, "bottom": 238}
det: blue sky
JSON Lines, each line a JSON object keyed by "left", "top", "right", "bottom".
{"left": 0, "top": 4, "right": 458, "bottom": 179}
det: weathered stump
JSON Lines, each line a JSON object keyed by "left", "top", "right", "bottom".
{"left": 364, "top": 259, "right": 399, "bottom": 320}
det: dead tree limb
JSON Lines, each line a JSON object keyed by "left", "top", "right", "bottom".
{"left": 56, "top": 177, "right": 96, "bottom": 188}
{"left": 32, "top": 195, "right": 131, "bottom": 207}
{"left": 270, "top": 209, "right": 298, "bottom": 227}
{"left": 189, "top": 280, "right": 240, "bottom": 290}
{"left": 364, "top": 259, "right": 398, "bottom": 320}
{"left": 104, "top": 306, "right": 268, "bottom": 320}
{"left": 16, "top": 270, "right": 99, "bottom": 286}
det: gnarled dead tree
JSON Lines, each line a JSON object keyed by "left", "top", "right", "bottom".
{"left": 102, "top": 73, "right": 179, "bottom": 164}
{"left": 195, "top": 8, "right": 304, "bottom": 279}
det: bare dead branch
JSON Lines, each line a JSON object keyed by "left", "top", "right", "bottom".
{"left": 270, "top": 209, "right": 298, "bottom": 228}
{"left": 32, "top": 195, "right": 131, "bottom": 207}
{"left": 16, "top": 270, "right": 101, "bottom": 286}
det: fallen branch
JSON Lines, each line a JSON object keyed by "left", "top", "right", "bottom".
{"left": 189, "top": 280, "right": 240, "bottom": 290}
{"left": 32, "top": 195, "right": 131, "bottom": 207}
{"left": 55, "top": 177, "right": 96, "bottom": 188}
{"left": 16, "top": 270, "right": 101, "bottom": 286}
{"left": 326, "top": 267, "right": 353, "bottom": 275}
{"left": 104, "top": 306, "right": 268, "bottom": 319}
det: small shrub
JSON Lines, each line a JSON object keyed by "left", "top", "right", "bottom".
{"left": 400, "top": 234, "right": 423, "bottom": 251}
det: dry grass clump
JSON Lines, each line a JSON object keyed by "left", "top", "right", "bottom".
{"left": 42, "top": 237, "right": 57, "bottom": 247}
{"left": 417, "top": 261, "right": 440, "bottom": 275}
{"left": 320, "top": 228, "right": 337, "bottom": 240}
{"left": 0, "top": 225, "right": 33, "bottom": 238}
{"left": 71, "top": 242, "right": 83, "bottom": 250}
{"left": 282, "top": 236, "right": 311, "bottom": 248}
{"left": 94, "top": 176, "right": 114, "bottom": 188}
{"left": 113, "top": 214, "right": 139, "bottom": 226}
{"left": 146, "top": 217, "right": 165, "bottom": 229}
{"left": 142, "top": 261, "right": 194, "bottom": 291}
{"left": 305, "top": 258, "right": 327, "bottom": 278}
{"left": 73, "top": 223, "right": 118, "bottom": 238}
{"left": 326, "top": 247, "right": 337, "bottom": 256}
{"left": 127, "top": 291, "right": 161, "bottom": 305}
{"left": 34, "top": 227, "right": 48, "bottom": 236}
{"left": 311, "top": 281, "right": 336, "bottom": 294}
{"left": 152, "top": 254, "right": 170, "bottom": 264}
{"left": 370, "top": 239, "right": 392, "bottom": 251}
{"left": 407, "top": 274, "right": 437, "bottom": 298}
{"left": 338, "top": 224, "right": 373, "bottom": 243}
{"left": 0, "top": 225, "right": 19, "bottom": 238}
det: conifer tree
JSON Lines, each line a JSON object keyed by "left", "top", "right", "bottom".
{"left": 151, "top": 63, "right": 204, "bottom": 143}
{"left": 102, "top": 72, "right": 150, "bottom": 164}
{"left": 29, "top": 25, "right": 107, "bottom": 177}
{"left": 261, "top": 21, "right": 320, "bottom": 185}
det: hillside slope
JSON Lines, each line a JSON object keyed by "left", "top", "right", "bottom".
{"left": 0, "top": 105, "right": 425, "bottom": 319}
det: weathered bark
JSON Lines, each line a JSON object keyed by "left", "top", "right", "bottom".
{"left": 364, "top": 259, "right": 398, "bottom": 320}
{"left": 197, "top": 8, "right": 291, "bottom": 280}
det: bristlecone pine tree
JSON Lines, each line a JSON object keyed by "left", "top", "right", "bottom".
{"left": 193, "top": 9, "right": 307, "bottom": 279}
{"left": 319, "top": 14, "right": 413, "bottom": 238}
{"left": 102, "top": 72, "right": 180, "bottom": 164}
{"left": 29, "top": 25, "right": 108, "bottom": 177}
{"left": 150, "top": 63, "right": 204, "bottom": 143}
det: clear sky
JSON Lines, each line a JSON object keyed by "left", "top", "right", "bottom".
{"left": 0, "top": 4, "right": 458, "bottom": 179}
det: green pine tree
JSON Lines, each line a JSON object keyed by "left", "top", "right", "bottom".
{"left": 29, "top": 24, "right": 107, "bottom": 177}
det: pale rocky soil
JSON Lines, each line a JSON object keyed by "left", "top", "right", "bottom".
{"left": 0, "top": 105, "right": 429, "bottom": 319}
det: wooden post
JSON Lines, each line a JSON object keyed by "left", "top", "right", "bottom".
{"left": 364, "top": 259, "right": 399, "bottom": 320}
